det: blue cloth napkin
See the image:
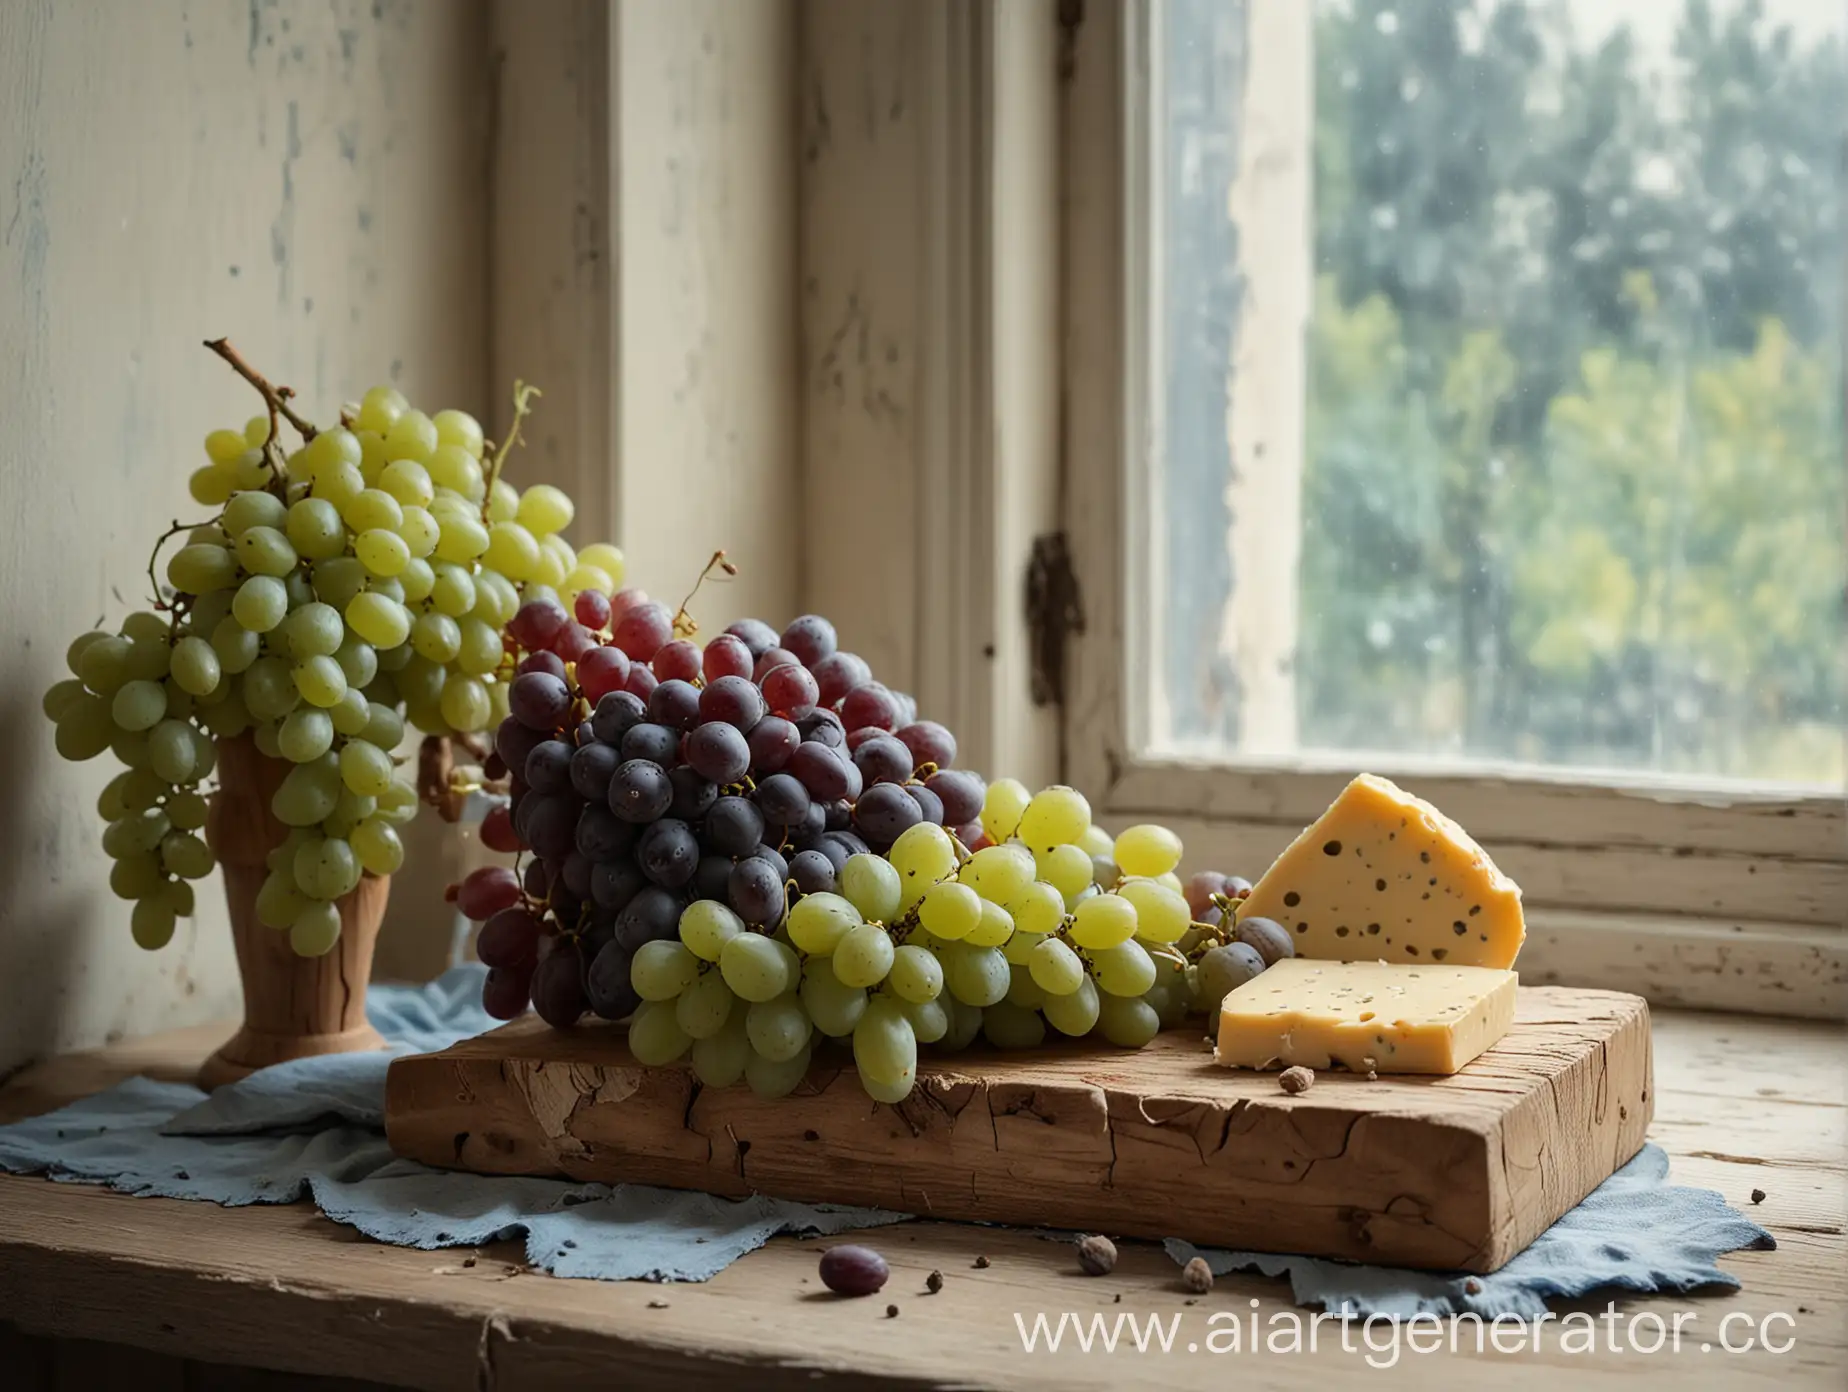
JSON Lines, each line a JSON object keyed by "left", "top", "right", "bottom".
{"left": 0, "top": 966, "right": 1774, "bottom": 1309}
{"left": 1166, "top": 1142, "right": 1776, "bottom": 1317}
{"left": 0, "top": 966, "right": 905, "bottom": 1281}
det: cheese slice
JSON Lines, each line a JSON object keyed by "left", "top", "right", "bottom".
{"left": 1215, "top": 958, "right": 1517, "bottom": 1075}
{"left": 1238, "top": 774, "right": 1524, "bottom": 968}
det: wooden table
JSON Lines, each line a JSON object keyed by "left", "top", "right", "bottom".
{"left": 0, "top": 1008, "right": 1841, "bottom": 1390}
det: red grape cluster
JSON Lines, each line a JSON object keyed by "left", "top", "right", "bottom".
{"left": 456, "top": 589, "right": 987, "bottom": 1025}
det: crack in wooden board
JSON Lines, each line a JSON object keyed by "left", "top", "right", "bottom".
{"left": 384, "top": 986, "right": 1653, "bottom": 1273}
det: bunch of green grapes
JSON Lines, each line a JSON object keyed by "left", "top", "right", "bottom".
{"left": 623, "top": 781, "right": 1198, "bottom": 1102}
{"left": 42, "top": 363, "right": 626, "bottom": 961}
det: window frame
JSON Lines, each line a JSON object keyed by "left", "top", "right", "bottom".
{"left": 1059, "top": 0, "right": 1847, "bottom": 1016}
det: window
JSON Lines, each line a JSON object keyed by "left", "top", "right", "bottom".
{"left": 1062, "top": 0, "right": 1847, "bottom": 1013}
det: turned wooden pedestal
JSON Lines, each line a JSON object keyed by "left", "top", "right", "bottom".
{"left": 198, "top": 736, "right": 388, "bottom": 1090}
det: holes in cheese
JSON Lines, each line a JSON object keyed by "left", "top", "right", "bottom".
{"left": 1238, "top": 773, "right": 1524, "bottom": 969}
{"left": 1214, "top": 958, "right": 1518, "bottom": 1075}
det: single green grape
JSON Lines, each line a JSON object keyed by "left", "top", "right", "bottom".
{"left": 111, "top": 679, "right": 168, "bottom": 733}
{"left": 840, "top": 853, "right": 902, "bottom": 924}
{"left": 293, "top": 655, "right": 348, "bottom": 708}
{"left": 888, "top": 944, "right": 944, "bottom": 1003}
{"left": 786, "top": 892, "right": 861, "bottom": 955}
{"left": 516, "top": 483, "right": 574, "bottom": 535}
{"left": 852, "top": 995, "right": 916, "bottom": 1090}
{"left": 745, "top": 993, "right": 812, "bottom": 1063}
{"left": 718, "top": 932, "right": 791, "bottom": 1002}
{"left": 350, "top": 816, "right": 404, "bottom": 874}
{"left": 982, "top": 999, "right": 1047, "bottom": 1050}
{"left": 900, "top": 995, "right": 948, "bottom": 1045}
{"left": 889, "top": 822, "right": 957, "bottom": 909}
{"left": 631, "top": 940, "right": 701, "bottom": 1001}
{"left": 1007, "top": 880, "right": 1067, "bottom": 937}
{"left": 167, "top": 543, "right": 239, "bottom": 596}
{"left": 232, "top": 574, "right": 289, "bottom": 633}
{"left": 346, "top": 591, "right": 411, "bottom": 648}
{"left": 919, "top": 881, "right": 982, "bottom": 941}
{"left": 313, "top": 555, "right": 371, "bottom": 611}
{"left": 439, "top": 674, "right": 491, "bottom": 732}
{"left": 744, "top": 1041, "right": 812, "bottom": 1100}
{"left": 964, "top": 898, "right": 1015, "bottom": 947}
{"left": 800, "top": 958, "right": 867, "bottom": 1037}
{"left": 941, "top": 943, "right": 1010, "bottom": 1007}
{"left": 147, "top": 719, "right": 198, "bottom": 784}
{"left": 960, "top": 844, "right": 1036, "bottom": 906}
{"left": 1036, "top": 843, "right": 1095, "bottom": 903}
{"left": 832, "top": 922, "right": 896, "bottom": 989}
{"left": 629, "top": 999, "right": 693, "bottom": 1066}
{"left": 1113, "top": 823, "right": 1183, "bottom": 879}
{"left": 234, "top": 525, "right": 297, "bottom": 578}
{"left": 674, "top": 967, "right": 736, "bottom": 1040}
{"left": 690, "top": 1017, "right": 751, "bottom": 1087}
{"left": 1089, "top": 937, "right": 1157, "bottom": 998}
{"left": 169, "top": 636, "right": 222, "bottom": 697}
{"left": 159, "top": 831, "right": 215, "bottom": 880}
{"left": 290, "top": 900, "right": 343, "bottom": 957}
{"left": 1117, "top": 878, "right": 1190, "bottom": 943}
{"left": 981, "top": 777, "right": 1031, "bottom": 843}
{"left": 429, "top": 562, "right": 477, "bottom": 618}
{"left": 1017, "top": 785, "right": 1092, "bottom": 853}
{"left": 1027, "top": 935, "right": 1086, "bottom": 996}
{"left": 1069, "top": 892, "right": 1137, "bottom": 949}
{"left": 1095, "top": 993, "right": 1161, "bottom": 1048}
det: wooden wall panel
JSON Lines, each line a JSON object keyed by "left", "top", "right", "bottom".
{"left": 0, "top": 0, "right": 490, "bottom": 1068}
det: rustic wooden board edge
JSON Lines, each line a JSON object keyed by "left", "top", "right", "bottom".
{"left": 386, "top": 986, "right": 1653, "bottom": 1274}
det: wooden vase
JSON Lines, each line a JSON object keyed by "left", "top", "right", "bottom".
{"left": 197, "top": 735, "right": 390, "bottom": 1090}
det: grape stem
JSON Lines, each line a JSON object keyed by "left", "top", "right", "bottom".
{"left": 481, "top": 381, "right": 541, "bottom": 521}
{"left": 202, "top": 338, "right": 319, "bottom": 443}
{"left": 145, "top": 514, "right": 218, "bottom": 615}
{"left": 671, "top": 550, "right": 738, "bottom": 639}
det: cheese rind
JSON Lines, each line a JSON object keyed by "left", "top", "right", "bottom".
{"left": 1238, "top": 774, "right": 1525, "bottom": 968}
{"left": 1214, "top": 958, "right": 1518, "bottom": 1075}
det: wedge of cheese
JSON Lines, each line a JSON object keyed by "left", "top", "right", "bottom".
{"left": 1239, "top": 774, "right": 1524, "bottom": 968}
{"left": 1215, "top": 958, "right": 1517, "bottom": 1075}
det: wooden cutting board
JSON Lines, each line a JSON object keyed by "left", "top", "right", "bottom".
{"left": 384, "top": 985, "right": 1651, "bottom": 1273}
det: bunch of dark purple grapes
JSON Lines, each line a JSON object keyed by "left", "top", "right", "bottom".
{"left": 458, "top": 601, "right": 988, "bottom": 1026}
